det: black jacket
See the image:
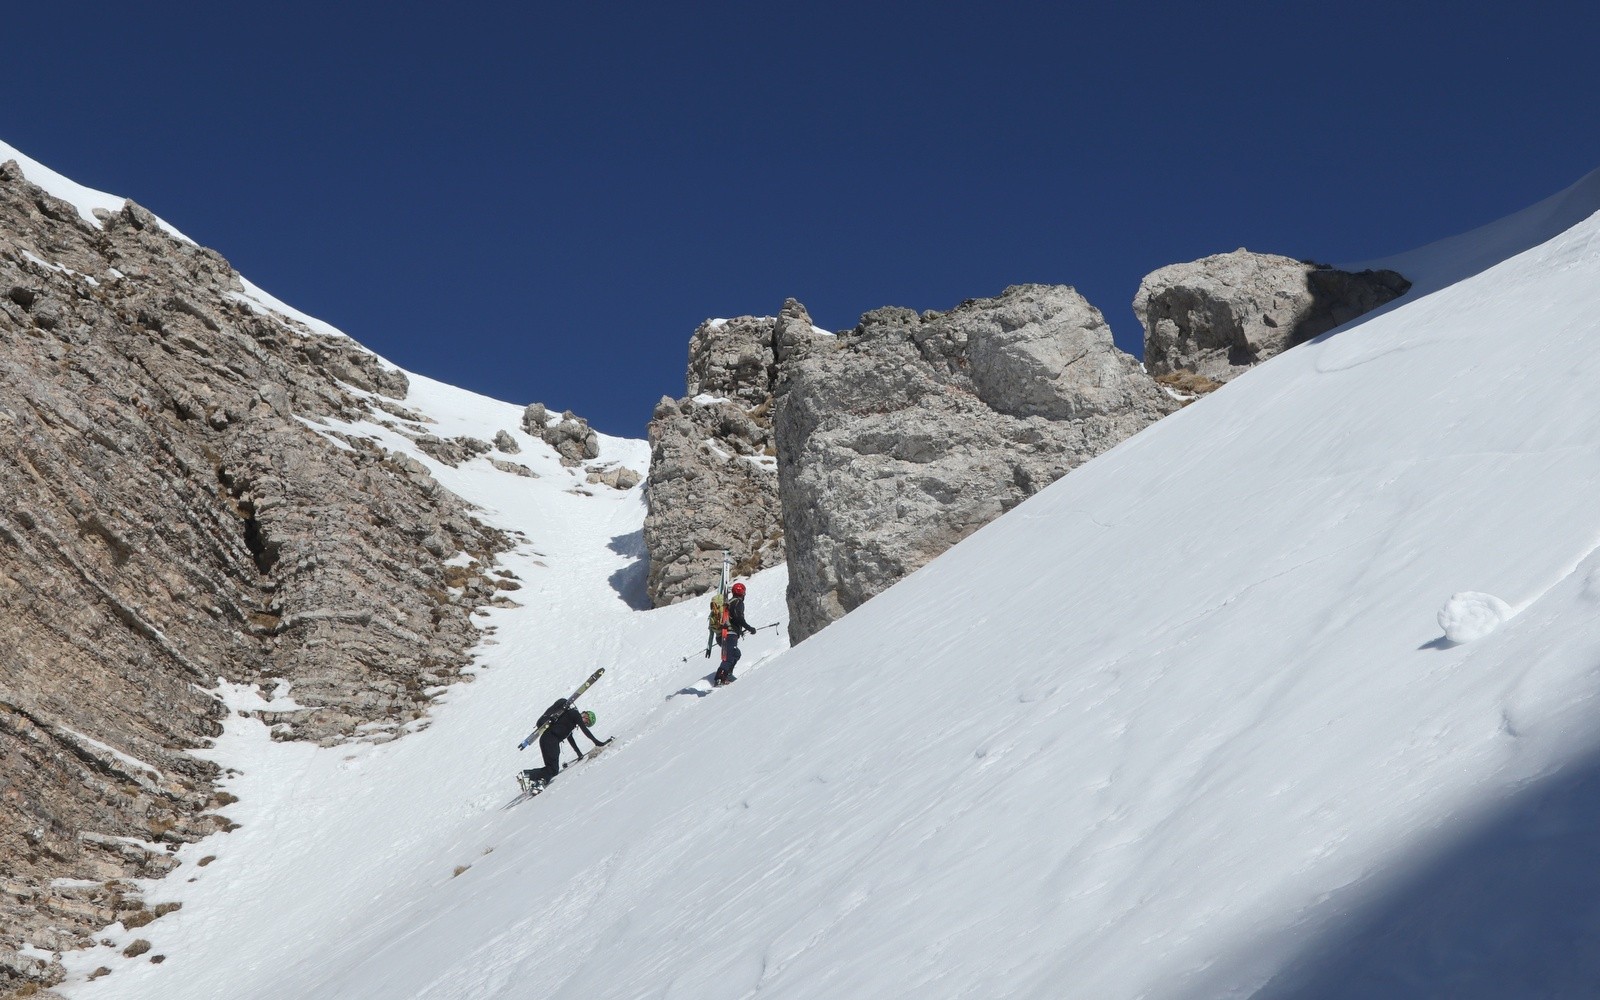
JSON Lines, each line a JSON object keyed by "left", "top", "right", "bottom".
{"left": 538, "top": 699, "right": 600, "bottom": 748}
{"left": 724, "top": 595, "right": 754, "bottom": 637}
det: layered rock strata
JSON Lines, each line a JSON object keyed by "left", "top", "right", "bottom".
{"left": 774, "top": 284, "right": 1178, "bottom": 643}
{"left": 644, "top": 299, "right": 830, "bottom": 606}
{"left": 0, "top": 161, "right": 508, "bottom": 990}
{"left": 1136, "top": 249, "right": 1411, "bottom": 384}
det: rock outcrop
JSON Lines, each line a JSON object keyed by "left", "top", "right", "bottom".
{"left": 774, "top": 284, "right": 1178, "bottom": 643}
{"left": 1135, "top": 249, "right": 1410, "bottom": 384}
{"left": 643, "top": 300, "right": 830, "bottom": 606}
{"left": 0, "top": 161, "right": 509, "bottom": 991}
{"left": 492, "top": 429, "right": 520, "bottom": 454}
{"left": 587, "top": 464, "right": 642, "bottom": 490}
{"left": 521, "top": 403, "right": 601, "bottom": 466}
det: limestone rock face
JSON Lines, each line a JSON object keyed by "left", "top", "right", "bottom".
{"left": 0, "top": 161, "right": 509, "bottom": 990}
{"left": 775, "top": 284, "right": 1177, "bottom": 643}
{"left": 644, "top": 299, "right": 830, "bottom": 606}
{"left": 1135, "top": 249, "right": 1410, "bottom": 383}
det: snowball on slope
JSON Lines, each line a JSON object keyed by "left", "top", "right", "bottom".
{"left": 1437, "top": 591, "right": 1513, "bottom": 643}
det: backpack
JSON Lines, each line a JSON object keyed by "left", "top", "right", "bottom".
{"left": 708, "top": 592, "right": 727, "bottom": 634}
{"left": 538, "top": 698, "right": 569, "bottom": 728}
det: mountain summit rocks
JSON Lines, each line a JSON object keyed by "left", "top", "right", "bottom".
{"left": 774, "top": 284, "right": 1178, "bottom": 643}
{"left": 643, "top": 300, "right": 830, "bottom": 607}
{"left": 1135, "top": 249, "right": 1411, "bottom": 384}
{"left": 644, "top": 259, "right": 1413, "bottom": 644}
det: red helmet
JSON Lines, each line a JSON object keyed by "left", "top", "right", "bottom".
{"left": 731, "top": 582, "right": 746, "bottom": 597}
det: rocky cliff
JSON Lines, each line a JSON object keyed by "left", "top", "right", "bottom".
{"left": 0, "top": 161, "right": 510, "bottom": 991}
{"left": 643, "top": 299, "right": 829, "bottom": 607}
{"left": 774, "top": 284, "right": 1178, "bottom": 643}
{"left": 1135, "top": 249, "right": 1411, "bottom": 384}
{"left": 649, "top": 255, "right": 1409, "bottom": 644}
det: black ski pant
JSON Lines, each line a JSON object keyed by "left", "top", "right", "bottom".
{"left": 715, "top": 633, "right": 742, "bottom": 681}
{"left": 525, "top": 729, "right": 565, "bottom": 784}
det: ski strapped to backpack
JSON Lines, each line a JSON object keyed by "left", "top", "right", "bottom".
{"left": 517, "top": 668, "right": 604, "bottom": 750}
{"left": 704, "top": 550, "right": 731, "bottom": 658}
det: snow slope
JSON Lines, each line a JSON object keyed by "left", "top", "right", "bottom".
{"left": 18, "top": 139, "right": 1600, "bottom": 998}
{"left": 1346, "top": 164, "right": 1600, "bottom": 295}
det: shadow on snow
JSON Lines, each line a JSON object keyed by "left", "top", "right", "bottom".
{"left": 607, "top": 528, "right": 651, "bottom": 610}
{"left": 1241, "top": 741, "right": 1600, "bottom": 999}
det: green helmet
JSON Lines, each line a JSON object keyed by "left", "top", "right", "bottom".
{"left": 581, "top": 710, "right": 596, "bottom": 727}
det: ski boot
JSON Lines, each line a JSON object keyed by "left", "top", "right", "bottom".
{"left": 518, "top": 770, "right": 547, "bottom": 796}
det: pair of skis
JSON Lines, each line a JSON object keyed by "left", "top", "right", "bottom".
{"left": 703, "top": 550, "right": 731, "bottom": 658}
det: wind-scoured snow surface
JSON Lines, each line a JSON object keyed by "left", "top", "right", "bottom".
{"left": 27, "top": 140, "right": 1600, "bottom": 998}
{"left": 1347, "top": 164, "right": 1600, "bottom": 296}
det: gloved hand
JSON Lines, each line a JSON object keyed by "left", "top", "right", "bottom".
{"left": 704, "top": 648, "right": 711, "bottom": 658}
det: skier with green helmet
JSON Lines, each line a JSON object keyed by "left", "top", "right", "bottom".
{"left": 519, "top": 697, "right": 610, "bottom": 794}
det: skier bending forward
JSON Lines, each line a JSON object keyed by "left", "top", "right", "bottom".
{"left": 520, "top": 700, "right": 610, "bottom": 793}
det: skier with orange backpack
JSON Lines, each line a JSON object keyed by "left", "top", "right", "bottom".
{"left": 712, "top": 580, "right": 756, "bottom": 686}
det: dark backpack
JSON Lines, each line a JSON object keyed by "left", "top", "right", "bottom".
{"left": 538, "top": 698, "right": 569, "bottom": 729}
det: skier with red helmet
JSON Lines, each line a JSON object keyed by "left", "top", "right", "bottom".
{"left": 713, "top": 581, "right": 757, "bottom": 686}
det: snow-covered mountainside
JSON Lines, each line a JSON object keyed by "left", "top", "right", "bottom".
{"left": 12, "top": 140, "right": 1600, "bottom": 998}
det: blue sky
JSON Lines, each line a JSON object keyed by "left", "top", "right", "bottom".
{"left": 4, "top": 2, "right": 1597, "bottom": 436}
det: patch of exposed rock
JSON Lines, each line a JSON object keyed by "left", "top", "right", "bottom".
{"left": 414, "top": 434, "right": 493, "bottom": 466}
{"left": 492, "top": 429, "right": 520, "bottom": 454}
{"left": 1135, "top": 249, "right": 1411, "bottom": 384}
{"left": 522, "top": 403, "right": 599, "bottom": 466}
{"left": 587, "top": 464, "right": 642, "bottom": 490}
{"left": 490, "top": 458, "right": 539, "bottom": 478}
{"left": 644, "top": 300, "right": 831, "bottom": 606}
{"left": 0, "top": 161, "right": 510, "bottom": 990}
{"left": 775, "top": 284, "right": 1178, "bottom": 643}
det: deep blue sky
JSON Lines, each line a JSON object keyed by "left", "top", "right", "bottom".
{"left": 5, "top": 3, "right": 1597, "bottom": 436}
